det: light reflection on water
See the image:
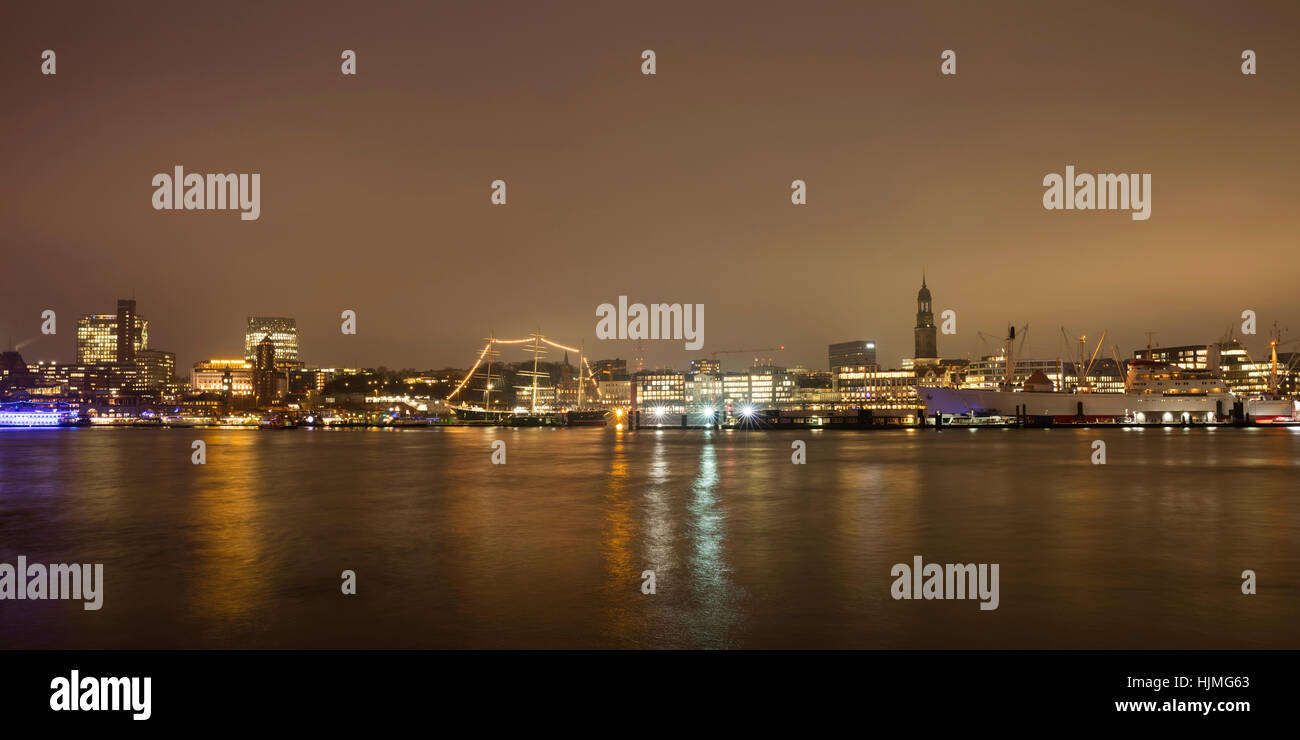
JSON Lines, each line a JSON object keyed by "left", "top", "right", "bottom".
{"left": 0, "top": 426, "right": 1297, "bottom": 649}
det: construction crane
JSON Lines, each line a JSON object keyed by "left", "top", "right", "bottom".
{"left": 710, "top": 346, "right": 785, "bottom": 361}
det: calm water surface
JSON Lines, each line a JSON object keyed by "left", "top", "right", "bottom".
{"left": 1, "top": 426, "right": 1297, "bottom": 649}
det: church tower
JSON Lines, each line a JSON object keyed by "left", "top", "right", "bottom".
{"left": 913, "top": 274, "right": 938, "bottom": 364}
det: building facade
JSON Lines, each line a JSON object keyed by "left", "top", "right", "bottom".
{"left": 77, "top": 313, "right": 148, "bottom": 364}
{"left": 193, "top": 359, "right": 254, "bottom": 396}
{"left": 254, "top": 336, "right": 279, "bottom": 405}
{"left": 829, "top": 340, "right": 877, "bottom": 372}
{"left": 245, "top": 316, "right": 299, "bottom": 364}
{"left": 913, "top": 276, "right": 938, "bottom": 365}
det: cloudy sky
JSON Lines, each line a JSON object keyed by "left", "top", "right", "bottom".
{"left": 3, "top": 1, "right": 1297, "bottom": 373}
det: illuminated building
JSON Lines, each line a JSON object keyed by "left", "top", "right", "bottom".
{"left": 244, "top": 317, "right": 299, "bottom": 363}
{"left": 135, "top": 349, "right": 176, "bottom": 393}
{"left": 829, "top": 340, "right": 876, "bottom": 372}
{"left": 1218, "top": 339, "right": 1299, "bottom": 396}
{"left": 1135, "top": 344, "right": 1218, "bottom": 371}
{"left": 77, "top": 313, "right": 148, "bottom": 364}
{"left": 192, "top": 359, "right": 254, "bottom": 396}
{"left": 596, "top": 379, "right": 631, "bottom": 406}
{"left": 690, "top": 358, "right": 721, "bottom": 375}
{"left": 636, "top": 371, "right": 686, "bottom": 412}
{"left": 686, "top": 373, "right": 724, "bottom": 405}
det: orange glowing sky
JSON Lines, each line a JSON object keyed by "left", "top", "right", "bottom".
{"left": 2, "top": 1, "right": 1297, "bottom": 372}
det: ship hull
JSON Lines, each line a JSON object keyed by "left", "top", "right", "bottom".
{"left": 1244, "top": 398, "right": 1296, "bottom": 422}
{"left": 921, "top": 387, "right": 1232, "bottom": 423}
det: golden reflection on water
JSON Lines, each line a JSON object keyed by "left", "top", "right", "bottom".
{"left": 600, "top": 429, "right": 637, "bottom": 642}
{"left": 189, "top": 432, "right": 266, "bottom": 629}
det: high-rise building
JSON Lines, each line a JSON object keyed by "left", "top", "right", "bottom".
{"left": 135, "top": 349, "right": 176, "bottom": 393}
{"left": 913, "top": 275, "right": 938, "bottom": 365}
{"left": 245, "top": 317, "right": 299, "bottom": 363}
{"left": 254, "top": 335, "right": 278, "bottom": 405}
{"left": 77, "top": 310, "right": 148, "bottom": 364}
{"left": 829, "top": 340, "right": 876, "bottom": 371}
{"left": 116, "top": 299, "right": 139, "bottom": 363}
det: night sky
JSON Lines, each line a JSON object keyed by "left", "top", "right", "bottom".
{"left": 3, "top": 1, "right": 1297, "bottom": 373}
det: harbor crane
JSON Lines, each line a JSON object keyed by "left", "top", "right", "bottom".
{"left": 709, "top": 346, "right": 785, "bottom": 361}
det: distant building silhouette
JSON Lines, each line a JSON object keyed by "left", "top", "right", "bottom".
{"left": 913, "top": 275, "right": 938, "bottom": 365}
{"left": 254, "top": 335, "right": 278, "bottom": 405}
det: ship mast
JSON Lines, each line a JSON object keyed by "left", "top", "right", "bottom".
{"left": 1270, "top": 322, "right": 1280, "bottom": 397}
{"left": 477, "top": 332, "right": 502, "bottom": 410}
{"left": 513, "top": 331, "right": 549, "bottom": 413}
{"left": 1002, "top": 325, "right": 1017, "bottom": 391}
{"left": 577, "top": 342, "right": 584, "bottom": 409}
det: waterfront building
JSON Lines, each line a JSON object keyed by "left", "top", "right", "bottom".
{"left": 1218, "top": 339, "right": 1299, "bottom": 396}
{"left": 135, "top": 349, "right": 176, "bottom": 394}
{"left": 636, "top": 371, "right": 687, "bottom": 412}
{"left": 686, "top": 373, "right": 724, "bottom": 406}
{"left": 192, "top": 359, "right": 254, "bottom": 396}
{"left": 596, "top": 379, "right": 631, "bottom": 407}
{"left": 244, "top": 317, "right": 299, "bottom": 364}
{"left": 287, "top": 367, "right": 366, "bottom": 393}
{"left": 747, "top": 367, "right": 796, "bottom": 406}
{"left": 829, "top": 340, "right": 877, "bottom": 372}
{"left": 790, "top": 386, "right": 841, "bottom": 407}
{"left": 77, "top": 311, "right": 148, "bottom": 364}
{"left": 1135, "top": 344, "right": 1219, "bottom": 372}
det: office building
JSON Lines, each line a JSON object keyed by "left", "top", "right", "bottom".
{"left": 829, "top": 340, "right": 876, "bottom": 372}
{"left": 245, "top": 317, "right": 299, "bottom": 363}
{"left": 77, "top": 311, "right": 148, "bottom": 364}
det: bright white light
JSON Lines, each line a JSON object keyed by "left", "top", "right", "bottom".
{"left": 741, "top": 405, "right": 756, "bottom": 418}
{"left": 653, "top": 407, "right": 666, "bottom": 417}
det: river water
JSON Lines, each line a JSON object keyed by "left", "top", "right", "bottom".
{"left": 1, "top": 426, "right": 1296, "bottom": 648}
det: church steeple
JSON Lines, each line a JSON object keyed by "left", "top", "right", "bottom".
{"left": 914, "top": 274, "right": 938, "bottom": 362}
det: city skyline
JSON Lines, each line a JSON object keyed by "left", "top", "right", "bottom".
{"left": 3, "top": 1, "right": 1298, "bottom": 373}
{"left": 7, "top": 279, "right": 1294, "bottom": 381}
